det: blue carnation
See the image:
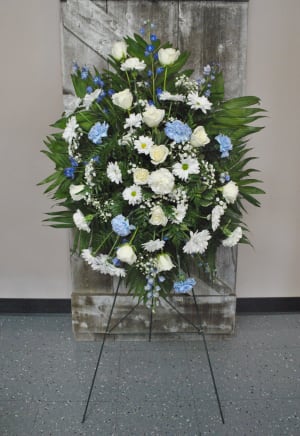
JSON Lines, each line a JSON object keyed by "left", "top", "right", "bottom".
{"left": 215, "top": 134, "right": 233, "bottom": 158}
{"left": 173, "top": 278, "right": 196, "bottom": 294}
{"left": 111, "top": 214, "right": 135, "bottom": 237}
{"left": 165, "top": 120, "right": 192, "bottom": 143}
{"left": 88, "top": 122, "right": 109, "bottom": 145}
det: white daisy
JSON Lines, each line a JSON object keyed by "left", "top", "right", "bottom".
{"left": 134, "top": 136, "right": 154, "bottom": 155}
{"left": 106, "top": 162, "right": 122, "bottom": 184}
{"left": 172, "top": 157, "right": 200, "bottom": 181}
{"left": 159, "top": 91, "right": 185, "bottom": 102}
{"left": 62, "top": 116, "right": 79, "bottom": 145}
{"left": 122, "top": 185, "right": 142, "bottom": 205}
{"left": 73, "top": 209, "right": 91, "bottom": 233}
{"left": 83, "top": 89, "right": 102, "bottom": 109}
{"left": 183, "top": 230, "right": 211, "bottom": 254}
{"left": 222, "top": 227, "right": 243, "bottom": 247}
{"left": 211, "top": 205, "right": 226, "bottom": 231}
{"left": 186, "top": 92, "right": 212, "bottom": 113}
{"left": 124, "top": 113, "right": 143, "bottom": 130}
{"left": 142, "top": 239, "right": 166, "bottom": 253}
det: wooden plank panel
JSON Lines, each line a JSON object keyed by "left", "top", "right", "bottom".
{"left": 72, "top": 293, "right": 236, "bottom": 340}
{"left": 178, "top": 1, "right": 248, "bottom": 97}
{"left": 107, "top": 0, "right": 179, "bottom": 47}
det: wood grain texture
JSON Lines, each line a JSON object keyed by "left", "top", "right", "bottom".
{"left": 59, "top": 0, "right": 249, "bottom": 337}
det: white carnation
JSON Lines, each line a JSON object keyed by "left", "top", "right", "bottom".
{"left": 63, "top": 116, "right": 78, "bottom": 145}
{"left": 124, "top": 113, "right": 143, "bottom": 130}
{"left": 73, "top": 209, "right": 90, "bottom": 233}
{"left": 107, "top": 162, "right": 122, "bottom": 184}
{"left": 222, "top": 181, "right": 239, "bottom": 204}
{"left": 148, "top": 168, "right": 175, "bottom": 195}
{"left": 142, "top": 239, "right": 165, "bottom": 252}
{"left": 69, "top": 184, "right": 85, "bottom": 201}
{"left": 183, "top": 230, "right": 211, "bottom": 254}
{"left": 211, "top": 205, "right": 226, "bottom": 231}
{"left": 83, "top": 89, "right": 102, "bottom": 110}
{"left": 121, "top": 57, "right": 146, "bottom": 71}
{"left": 222, "top": 227, "right": 243, "bottom": 247}
{"left": 159, "top": 91, "right": 185, "bottom": 102}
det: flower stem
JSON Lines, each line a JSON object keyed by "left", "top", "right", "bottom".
{"left": 163, "top": 67, "right": 168, "bottom": 91}
{"left": 129, "top": 226, "right": 139, "bottom": 244}
{"left": 93, "top": 231, "right": 113, "bottom": 255}
{"left": 108, "top": 236, "right": 120, "bottom": 256}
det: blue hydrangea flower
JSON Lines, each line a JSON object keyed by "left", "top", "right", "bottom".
{"left": 165, "top": 120, "right": 192, "bottom": 143}
{"left": 215, "top": 134, "right": 233, "bottom": 158}
{"left": 88, "top": 122, "right": 109, "bottom": 145}
{"left": 64, "top": 167, "right": 75, "bottom": 179}
{"left": 173, "top": 278, "right": 196, "bottom": 294}
{"left": 111, "top": 214, "right": 135, "bottom": 237}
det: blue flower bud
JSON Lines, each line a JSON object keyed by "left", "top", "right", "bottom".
{"left": 112, "top": 257, "right": 121, "bottom": 267}
{"left": 81, "top": 66, "right": 89, "bottom": 80}
{"left": 86, "top": 86, "right": 93, "bottom": 94}
{"left": 153, "top": 53, "right": 159, "bottom": 61}
{"left": 107, "top": 89, "right": 115, "bottom": 96}
{"left": 144, "top": 50, "right": 150, "bottom": 57}
{"left": 93, "top": 76, "right": 104, "bottom": 87}
{"left": 64, "top": 167, "right": 75, "bottom": 179}
{"left": 156, "top": 67, "right": 164, "bottom": 74}
{"left": 150, "top": 34, "right": 157, "bottom": 41}
{"left": 148, "top": 99, "right": 154, "bottom": 106}
{"left": 147, "top": 70, "right": 152, "bottom": 77}
{"left": 158, "top": 275, "right": 165, "bottom": 283}
{"left": 72, "top": 62, "right": 79, "bottom": 73}
{"left": 156, "top": 87, "right": 163, "bottom": 96}
{"left": 147, "top": 44, "right": 155, "bottom": 53}
{"left": 69, "top": 157, "right": 78, "bottom": 167}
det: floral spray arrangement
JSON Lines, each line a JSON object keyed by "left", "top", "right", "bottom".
{"left": 40, "top": 22, "right": 264, "bottom": 309}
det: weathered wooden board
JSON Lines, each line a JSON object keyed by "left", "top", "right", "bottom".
{"left": 72, "top": 293, "right": 236, "bottom": 340}
{"left": 59, "top": 0, "right": 248, "bottom": 339}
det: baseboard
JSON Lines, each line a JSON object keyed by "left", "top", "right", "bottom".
{"left": 0, "top": 297, "right": 300, "bottom": 314}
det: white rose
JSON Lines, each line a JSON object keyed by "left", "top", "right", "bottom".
{"left": 111, "top": 41, "right": 127, "bottom": 60}
{"left": 158, "top": 48, "right": 180, "bottom": 66}
{"left": 112, "top": 89, "right": 133, "bottom": 110}
{"left": 116, "top": 244, "right": 137, "bottom": 265}
{"left": 150, "top": 145, "right": 169, "bottom": 165}
{"left": 69, "top": 184, "right": 85, "bottom": 201}
{"left": 121, "top": 57, "right": 146, "bottom": 71}
{"left": 155, "top": 253, "right": 175, "bottom": 272}
{"left": 190, "top": 126, "right": 210, "bottom": 147}
{"left": 222, "top": 181, "right": 239, "bottom": 204}
{"left": 142, "top": 106, "right": 165, "bottom": 128}
{"left": 148, "top": 168, "right": 175, "bottom": 195}
{"left": 133, "top": 168, "right": 149, "bottom": 185}
{"left": 149, "top": 205, "right": 168, "bottom": 226}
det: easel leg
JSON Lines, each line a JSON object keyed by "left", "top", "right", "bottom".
{"left": 81, "top": 277, "right": 122, "bottom": 424}
{"left": 191, "top": 289, "right": 225, "bottom": 424}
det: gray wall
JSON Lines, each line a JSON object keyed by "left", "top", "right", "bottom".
{"left": 0, "top": 0, "right": 299, "bottom": 298}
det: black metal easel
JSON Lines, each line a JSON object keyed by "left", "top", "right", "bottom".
{"left": 81, "top": 278, "right": 225, "bottom": 424}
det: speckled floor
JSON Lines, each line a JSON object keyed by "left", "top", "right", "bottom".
{"left": 0, "top": 313, "right": 299, "bottom": 435}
